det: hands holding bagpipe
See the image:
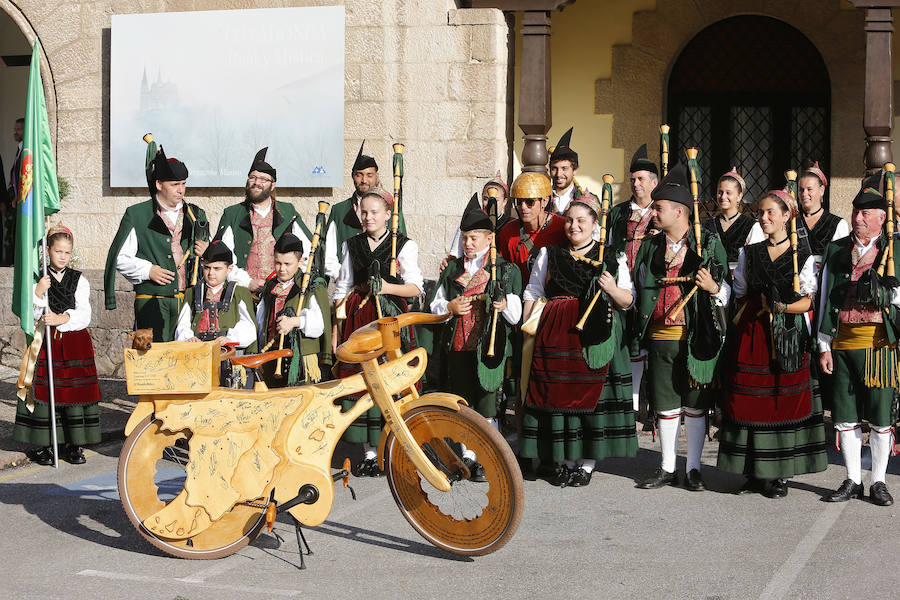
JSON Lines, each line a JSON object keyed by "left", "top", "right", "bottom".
{"left": 447, "top": 281, "right": 507, "bottom": 316}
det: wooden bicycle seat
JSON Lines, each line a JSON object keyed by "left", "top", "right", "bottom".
{"left": 336, "top": 313, "right": 451, "bottom": 363}
{"left": 230, "top": 349, "right": 293, "bottom": 369}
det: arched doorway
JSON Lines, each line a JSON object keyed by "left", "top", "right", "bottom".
{"left": 0, "top": 9, "right": 31, "bottom": 192}
{"left": 666, "top": 15, "right": 831, "bottom": 214}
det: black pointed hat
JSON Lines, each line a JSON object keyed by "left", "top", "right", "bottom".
{"left": 352, "top": 140, "right": 378, "bottom": 172}
{"left": 861, "top": 169, "right": 885, "bottom": 196}
{"left": 853, "top": 186, "right": 887, "bottom": 211}
{"left": 629, "top": 144, "right": 659, "bottom": 176}
{"left": 650, "top": 161, "right": 692, "bottom": 208}
{"left": 274, "top": 230, "right": 305, "bottom": 255}
{"left": 549, "top": 127, "right": 578, "bottom": 165}
{"left": 148, "top": 145, "right": 188, "bottom": 198}
{"left": 248, "top": 147, "right": 276, "bottom": 181}
{"left": 202, "top": 239, "right": 233, "bottom": 264}
{"left": 460, "top": 193, "right": 493, "bottom": 231}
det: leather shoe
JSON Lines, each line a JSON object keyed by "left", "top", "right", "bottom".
{"left": 824, "top": 479, "right": 864, "bottom": 502}
{"left": 28, "top": 447, "right": 55, "bottom": 466}
{"left": 685, "top": 469, "right": 706, "bottom": 492}
{"left": 568, "top": 468, "right": 592, "bottom": 487}
{"left": 869, "top": 481, "right": 894, "bottom": 506}
{"left": 546, "top": 464, "right": 571, "bottom": 488}
{"left": 738, "top": 476, "right": 764, "bottom": 495}
{"left": 463, "top": 458, "right": 488, "bottom": 483}
{"left": 65, "top": 445, "right": 86, "bottom": 465}
{"left": 351, "top": 457, "right": 382, "bottom": 477}
{"left": 763, "top": 478, "right": 788, "bottom": 499}
{"left": 637, "top": 468, "right": 677, "bottom": 489}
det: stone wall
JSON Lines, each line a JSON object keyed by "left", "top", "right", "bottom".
{"left": 2, "top": 0, "right": 511, "bottom": 278}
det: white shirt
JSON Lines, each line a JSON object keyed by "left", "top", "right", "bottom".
{"left": 32, "top": 273, "right": 91, "bottom": 332}
{"left": 254, "top": 279, "right": 325, "bottom": 341}
{"left": 634, "top": 235, "right": 732, "bottom": 307}
{"left": 332, "top": 238, "right": 424, "bottom": 300}
{"left": 220, "top": 201, "right": 341, "bottom": 286}
{"left": 114, "top": 200, "right": 184, "bottom": 285}
{"left": 429, "top": 246, "right": 522, "bottom": 325}
{"left": 816, "top": 236, "right": 900, "bottom": 352}
{"left": 552, "top": 184, "right": 575, "bottom": 214}
{"left": 173, "top": 283, "right": 257, "bottom": 349}
{"left": 523, "top": 247, "right": 636, "bottom": 310}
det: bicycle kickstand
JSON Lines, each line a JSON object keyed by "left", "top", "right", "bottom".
{"left": 291, "top": 515, "right": 313, "bottom": 570}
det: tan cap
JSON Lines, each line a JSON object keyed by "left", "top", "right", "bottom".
{"left": 510, "top": 172, "right": 552, "bottom": 199}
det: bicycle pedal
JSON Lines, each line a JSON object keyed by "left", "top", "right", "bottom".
{"left": 266, "top": 503, "right": 277, "bottom": 532}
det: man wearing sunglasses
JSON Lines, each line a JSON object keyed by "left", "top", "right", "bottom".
{"left": 497, "top": 172, "right": 567, "bottom": 282}
{"left": 215, "top": 148, "right": 338, "bottom": 298}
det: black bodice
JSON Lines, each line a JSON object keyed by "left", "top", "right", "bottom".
{"left": 47, "top": 268, "right": 80, "bottom": 314}
{"left": 743, "top": 241, "right": 810, "bottom": 302}
{"left": 798, "top": 211, "right": 842, "bottom": 255}
{"left": 705, "top": 213, "right": 755, "bottom": 263}
{"left": 347, "top": 232, "right": 410, "bottom": 285}
{"left": 544, "top": 243, "right": 611, "bottom": 298}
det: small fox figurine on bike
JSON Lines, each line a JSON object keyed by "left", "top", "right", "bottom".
{"left": 118, "top": 312, "right": 524, "bottom": 561}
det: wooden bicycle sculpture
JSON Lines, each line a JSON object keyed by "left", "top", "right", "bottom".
{"left": 117, "top": 313, "right": 524, "bottom": 563}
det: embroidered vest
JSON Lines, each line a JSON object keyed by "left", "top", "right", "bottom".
{"left": 158, "top": 208, "right": 186, "bottom": 290}
{"left": 625, "top": 207, "right": 654, "bottom": 270}
{"left": 47, "top": 269, "right": 81, "bottom": 314}
{"left": 651, "top": 243, "right": 687, "bottom": 326}
{"left": 246, "top": 208, "right": 275, "bottom": 282}
{"left": 451, "top": 266, "right": 490, "bottom": 352}
{"left": 840, "top": 243, "right": 882, "bottom": 324}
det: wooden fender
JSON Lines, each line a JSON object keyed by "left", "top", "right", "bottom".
{"left": 124, "top": 399, "right": 154, "bottom": 437}
{"left": 377, "top": 392, "right": 468, "bottom": 471}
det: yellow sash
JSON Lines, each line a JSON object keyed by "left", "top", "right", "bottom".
{"left": 649, "top": 324, "right": 687, "bottom": 341}
{"left": 832, "top": 324, "right": 888, "bottom": 351}
{"left": 16, "top": 322, "right": 46, "bottom": 412}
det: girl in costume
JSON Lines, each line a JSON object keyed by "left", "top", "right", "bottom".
{"left": 15, "top": 224, "right": 101, "bottom": 465}
{"left": 332, "top": 190, "right": 424, "bottom": 476}
{"left": 717, "top": 190, "right": 827, "bottom": 498}
{"left": 520, "top": 194, "right": 637, "bottom": 488}
{"left": 704, "top": 167, "right": 763, "bottom": 270}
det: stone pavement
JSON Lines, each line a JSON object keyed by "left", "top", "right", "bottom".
{"left": 0, "top": 365, "right": 135, "bottom": 470}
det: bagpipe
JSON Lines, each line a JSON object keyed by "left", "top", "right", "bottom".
{"left": 476, "top": 188, "right": 512, "bottom": 392}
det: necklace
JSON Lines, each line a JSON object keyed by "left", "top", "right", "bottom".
{"left": 804, "top": 206, "right": 823, "bottom": 218}
{"left": 368, "top": 229, "right": 389, "bottom": 243}
{"left": 571, "top": 240, "right": 594, "bottom": 252}
{"left": 720, "top": 212, "right": 740, "bottom": 223}
{"left": 768, "top": 236, "right": 789, "bottom": 247}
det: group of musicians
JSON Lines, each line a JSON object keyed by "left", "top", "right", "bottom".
{"left": 101, "top": 130, "right": 899, "bottom": 504}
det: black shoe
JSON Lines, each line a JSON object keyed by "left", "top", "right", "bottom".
{"left": 352, "top": 457, "right": 382, "bottom": 477}
{"left": 568, "top": 468, "right": 592, "bottom": 487}
{"left": 547, "top": 464, "right": 571, "bottom": 487}
{"left": 685, "top": 469, "right": 706, "bottom": 492}
{"left": 517, "top": 456, "right": 537, "bottom": 481}
{"left": 738, "top": 476, "right": 765, "bottom": 495}
{"left": 65, "top": 445, "right": 86, "bottom": 465}
{"left": 637, "top": 468, "right": 677, "bottom": 489}
{"left": 28, "top": 447, "right": 55, "bottom": 466}
{"left": 824, "top": 479, "right": 864, "bottom": 502}
{"left": 463, "top": 458, "right": 487, "bottom": 483}
{"left": 763, "top": 478, "right": 788, "bottom": 499}
{"left": 869, "top": 481, "right": 894, "bottom": 506}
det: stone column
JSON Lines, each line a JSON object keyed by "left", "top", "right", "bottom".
{"left": 518, "top": 10, "right": 552, "bottom": 173}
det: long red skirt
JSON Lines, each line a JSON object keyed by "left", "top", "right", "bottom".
{"left": 33, "top": 328, "right": 101, "bottom": 405}
{"left": 526, "top": 297, "right": 608, "bottom": 413}
{"left": 723, "top": 297, "right": 811, "bottom": 426}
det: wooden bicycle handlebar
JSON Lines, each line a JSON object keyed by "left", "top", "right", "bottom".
{"left": 336, "top": 312, "right": 452, "bottom": 364}
{"left": 229, "top": 349, "right": 294, "bottom": 369}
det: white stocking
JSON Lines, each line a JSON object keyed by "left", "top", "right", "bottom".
{"left": 657, "top": 409, "right": 681, "bottom": 473}
{"left": 836, "top": 424, "right": 863, "bottom": 485}
{"left": 579, "top": 459, "right": 596, "bottom": 473}
{"left": 684, "top": 408, "right": 706, "bottom": 473}
{"left": 869, "top": 426, "right": 892, "bottom": 484}
{"left": 631, "top": 358, "right": 645, "bottom": 412}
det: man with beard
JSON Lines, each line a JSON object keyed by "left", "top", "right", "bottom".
{"left": 326, "top": 140, "right": 405, "bottom": 261}
{"left": 549, "top": 127, "right": 581, "bottom": 215}
{"left": 216, "top": 148, "right": 339, "bottom": 295}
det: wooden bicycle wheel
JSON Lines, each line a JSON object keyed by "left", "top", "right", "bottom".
{"left": 384, "top": 403, "right": 524, "bottom": 556}
{"left": 117, "top": 416, "right": 267, "bottom": 559}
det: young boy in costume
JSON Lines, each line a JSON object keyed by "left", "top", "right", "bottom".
{"left": 256, "top": 232, "right": 328, "bottom": 388}
{"left": 175, "top": 240, "right": 257, "bottom": 351}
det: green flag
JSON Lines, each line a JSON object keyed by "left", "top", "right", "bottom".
{"left": 12, "top": 40, "right": 60, "bottom": 337}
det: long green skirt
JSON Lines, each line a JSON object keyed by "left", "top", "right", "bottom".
{"left": 520, "top": 342, "right": 637, "bottom": 463}
{"left": 13, "top": 400, "right": 101, "bottom": 447}
{"left": 716, "top": 392, "right": 828, "bottom": 480}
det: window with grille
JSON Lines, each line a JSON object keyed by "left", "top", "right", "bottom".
{"left": 666, "top": 15, "right": 831, "bottom": 218}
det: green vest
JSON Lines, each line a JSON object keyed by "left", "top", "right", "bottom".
{"left": 183, "top": 282, "right": 258, "bottom": 353}
{"left": 104, "top": 199, "right": 208, "bottom": 309}
{"left": 258, "top": 276, "right": 333, "bottom": 365}
{"left": 215, "top": 200, "right": 312, "bottom": 269}
{"left": 327, "top": 195, "right": 407, "bottom": 261}
{"left": 818, "top": 236, "right": 900, "bottom": 344}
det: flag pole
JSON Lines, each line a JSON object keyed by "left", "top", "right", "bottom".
{"left": 41, "top": 225, "right": 59, "bottom": 469}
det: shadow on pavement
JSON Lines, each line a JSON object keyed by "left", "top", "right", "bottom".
{"left": 308, "top": 519, "right": 473, "bottom": 562}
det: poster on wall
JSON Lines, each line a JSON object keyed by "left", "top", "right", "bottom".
{"left": 110, "top": 6, "right": 345, "bottom": 188}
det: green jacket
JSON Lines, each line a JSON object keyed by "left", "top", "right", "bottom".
{"left": 632, "top": 228, "right": 728, "bottom": 384}
{"left": 104, "top": 199, "right": 207, "bottom": 309}
{"left": 327, "top": 195, "right": 406, "bottom": 261}
{"left": 215, "top": 200, "right": 312, "bottom": 268}
{"left": 258, "top": 275, "right": 333, "bottom": 371}
{"left": 818, "top": 236, "right": 900, "bottom": 345}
